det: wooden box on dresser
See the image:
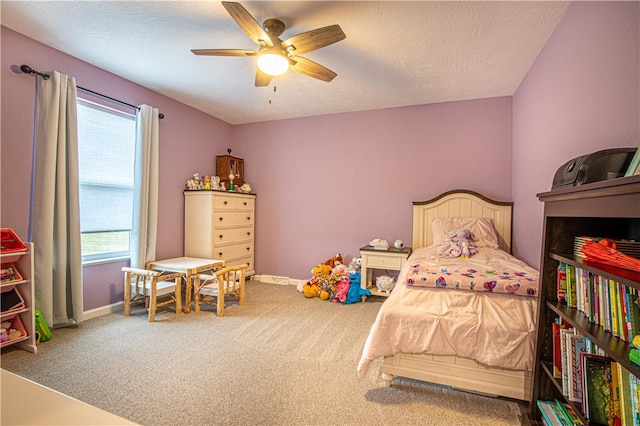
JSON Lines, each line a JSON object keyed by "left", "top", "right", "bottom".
{"left": 523, "top": 175, "right": 640, "bottom": 425}
{"left": 1, "top": 242, "right": 37, "bottom": 353}
{"left": 184, "top": 191, "right": 256, "bottom": 277}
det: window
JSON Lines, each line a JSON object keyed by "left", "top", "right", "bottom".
{"left": 77, "top": 99, "right": 136, "bottom": 263}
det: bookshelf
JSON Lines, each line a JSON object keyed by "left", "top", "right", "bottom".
{"left": 523, "top": 175, "right": 640, "bottom": 425}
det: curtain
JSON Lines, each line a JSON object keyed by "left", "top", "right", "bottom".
{"left": 130, "top": 105, "right": 160, "bottom": 268}
{"left": 32, "top": 71, "right": 83, "bottom": 327}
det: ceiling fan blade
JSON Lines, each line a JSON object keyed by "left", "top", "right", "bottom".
{"left": 191, "top": 49, "right": 257, "bottom": 56}
{"left": 289, "top": 56, "right": 337, "bottom": 82}
{"left": 222, "top": 1, "right": 272, "bottom": 48}
{"left": 281, "top": 25, "right": 346, "bottom": 56}
{"left": 255, "top": 69, "right": 272, "bottom": 87}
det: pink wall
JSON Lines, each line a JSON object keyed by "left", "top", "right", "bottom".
{"left": 233, "top": 98, "right": 513, "bottom": 279}
{"left": 512, "top": 1, "right": 640, "bottom": 267}
{"left": 5, "top": 0, "right": 637, "bottom": 312}
{"left": 1, "top": 27, "right": 232, "bottom": 310}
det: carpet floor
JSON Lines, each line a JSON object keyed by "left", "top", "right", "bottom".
{"left": 0, "top": 280, "right": 526, "bottom": 425}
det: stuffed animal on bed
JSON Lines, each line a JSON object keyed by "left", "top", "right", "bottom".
{"left": 437, "top": 228, "right": 478, "bottom": 258}
{"left": 437, "top": 236, "right": 461, "bottom": 257}
{"left": 455, "top": 228, "right": 478, "bottom": 258}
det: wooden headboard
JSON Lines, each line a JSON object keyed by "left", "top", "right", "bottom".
{"left": 412, "top": 190, "right": 513, "bottom": 253}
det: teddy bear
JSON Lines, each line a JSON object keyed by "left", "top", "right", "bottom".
{"left": 312, "top": 263, "right": 332, "bottom": 277}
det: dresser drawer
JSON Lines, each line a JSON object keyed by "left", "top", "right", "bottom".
{"left": 213, "top": 211, "right": 254, "bottom": 227}
{"left": 213, "top": 195, "right": 254, "bottom": 211}
{"left": 211, "top": 243, "right": 254, "bottom": 260}
{"left": 213, "top": 227, "right": 253, "bottom": 245}
{"left": 365, "top": 254, "right": 405, "bottom": 269}
{"left": 226, "top": 255, "right": 252, "bottom": 270}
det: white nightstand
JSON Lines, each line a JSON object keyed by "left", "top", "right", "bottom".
{"left": 359, "top": 245, "right": 411, "bottom": 297}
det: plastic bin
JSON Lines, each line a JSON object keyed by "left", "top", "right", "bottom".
{"left": 0, "top": 229, "right": 27, "bottom": 263}
{"left": 1, "top": 285, "right": 25, "bottom": 314}
{"left": 1, "top": 314, "right": 27, "bottom": 346}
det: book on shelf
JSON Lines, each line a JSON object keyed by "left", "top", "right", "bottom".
{"left": 610, "top": 362, "right": 623, "bottom": 426}
{"left": 558, "top": 263, "right": 567, "bottom": 304}
{"left": 567, "top": 333, "right": 588, "bottom": 403}
{"left": 580, "top": 353, "right": 614, "bottom": 426}
{"left": 628, "top": 287, "right": 640, "bottom": 341}
{"left": 566, "top": 263, "right": 577, "bottom": 308}
{"left": 537, "top": 400, "right": 564, "bottom": 426}
{"left": 557, "top": 262, "right": 638, "bottom": 343}
{"left": 560, "top": 327, "right": 576, "bottom": 396}
{"left": 554, "top": 399, "right": 585, "bottom": 425}
{"left": 616, "top": 362, "right": 637, "bottom": 426}
{"left": 553, "top": 319, "right": 571, "bottom": 378}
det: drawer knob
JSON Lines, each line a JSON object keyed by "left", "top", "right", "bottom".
{"left": 219, "top": 217, "right": 223, "bottom": 221}
{"left": 243, "top": 202, "right": 247, "bottom": 206}
{"left": 219, "top": 235, "right": 223, "bottom": 239}
{"left": 218, "top": 252, "right": 223, "bottom": 257}
{"left": 246, "top": 247, "right": 250, "bottom": 251}
{"left": 224, "top": 201, "right": 228, "bottom": 205}
{"left": 247, "top": 216, "right": 251, "bottom": 221}
{"left": 247, "top": 232, "right": 251, "bottom": 236}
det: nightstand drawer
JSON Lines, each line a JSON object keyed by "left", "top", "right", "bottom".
{"left": 365, "top": 254, "right": 405, "bottom": 269}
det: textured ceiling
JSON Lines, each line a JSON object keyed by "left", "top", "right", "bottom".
{"left": 1, "top": 1, "right": 571, "bottom": 125}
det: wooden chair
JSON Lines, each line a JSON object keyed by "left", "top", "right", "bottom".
{"left": 193, "top": 264, "right": 248, "bottom": 316}
{"left": 122, "top": 267, "right": 184, "bottom": 322}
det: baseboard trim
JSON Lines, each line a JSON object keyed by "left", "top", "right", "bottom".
{"left": 83, "top": 301, "right": 124, "bottom": 321}
{"left": 255, "top": 275, "right": 306, "bottom": 286}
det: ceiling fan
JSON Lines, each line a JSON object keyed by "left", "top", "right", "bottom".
{"left": 192, "top": 1, "right": 346, "bottom": 87}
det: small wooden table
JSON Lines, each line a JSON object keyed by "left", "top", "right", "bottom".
{"left": 146, "top": 257, "right": 225, "bottom": 313}
{"left": 360, "top": 245, "right": 412, "bottom": 297}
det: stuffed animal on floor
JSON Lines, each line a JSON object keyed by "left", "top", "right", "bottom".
{"left": 346, "top": 257, "right": 362, "bottom": 274}
{"left": 312, "top": 264, "right": 332, "bottom": 277}
{"left": 333, "top": 277, "right": 351, "bottom": 303}
{"left": 345, "top": 272, "right": 371, "bottom": 304}
{"left": 323, "top": 253, "right": 343, "bottom": 268}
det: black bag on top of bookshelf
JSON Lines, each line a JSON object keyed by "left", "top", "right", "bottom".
{"left": 552, "top": 148, "right": 637, "bottom": 188}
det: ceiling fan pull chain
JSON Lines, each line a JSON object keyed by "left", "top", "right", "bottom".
{"left": 268, "top": 84, "right": 277, "bottom": 105}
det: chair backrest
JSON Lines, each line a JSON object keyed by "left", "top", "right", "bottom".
{"left": 215, "top": 264, "right": 247, "bottom": 293}
{"left": 122, "top": 267, "right": 162, "bottom": 295}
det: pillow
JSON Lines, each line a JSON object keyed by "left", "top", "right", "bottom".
{"left": 432, "top": 217, "right": 500, "bottom": 248}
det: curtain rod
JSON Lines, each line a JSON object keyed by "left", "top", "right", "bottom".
{"left": 20, "top": 65, "right": 165, "bottom": 119}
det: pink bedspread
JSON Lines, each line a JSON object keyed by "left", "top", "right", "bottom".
{"left": 406, "top": 251, "right": 538, "bottom": 297}
{"left": 357, "top": 246, "right": 539, "bottom": 377}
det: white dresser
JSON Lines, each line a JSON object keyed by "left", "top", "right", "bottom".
{"left": 184, "top": 191, "right": 256, "bottom": 276}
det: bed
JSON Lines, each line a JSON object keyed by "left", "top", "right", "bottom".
{"left": 357, "top": 190, "right": 539, "bottom": 401}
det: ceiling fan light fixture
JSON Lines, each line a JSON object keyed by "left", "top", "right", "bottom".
{"left": 257, "top": 51, "right": 289, "bottom": 76}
